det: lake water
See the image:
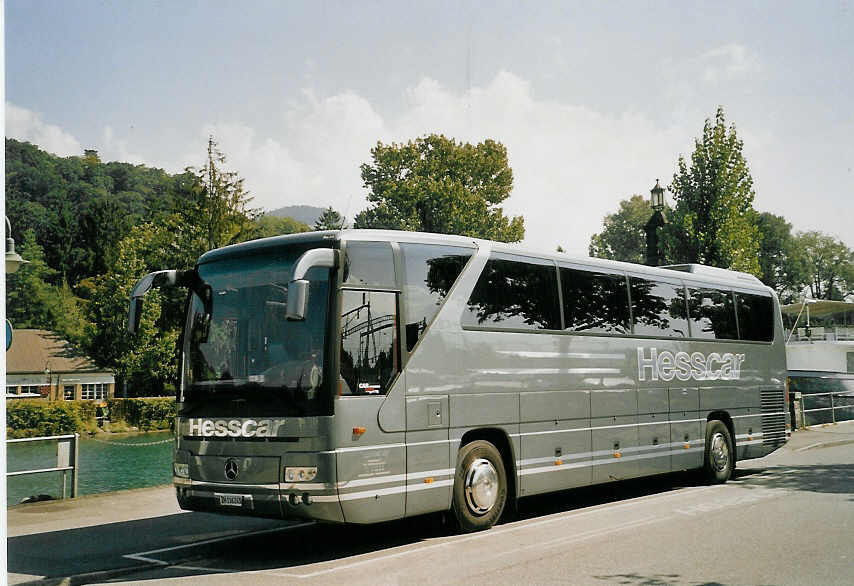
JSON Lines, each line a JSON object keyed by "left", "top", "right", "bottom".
{"left": 6, "top": 431, "right": 173, "bottom": 506}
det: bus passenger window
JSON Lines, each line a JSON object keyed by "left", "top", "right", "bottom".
{"left": 401, "top": 243, "right": 473, "bottom": 352}
{"left": 561, "top": 267, "right": 630, "bottom": 334}
{"left": 630, "top": 277, "right": 690, "bottom": 337}
{"left": 340, "top": 290, "right": 399, "bottom": 395}
{"left": 462, "top": 254, "right": 560, "bottom": 331}
{"left": 735, "top": 293, "right": 774, "bottom": 342}
{"left": 687, "top": 288, "right": 737, "bottom": 340}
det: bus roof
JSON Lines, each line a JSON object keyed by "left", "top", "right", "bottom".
{"left": 198, "top": 229, "right": 771, "bottom": 292}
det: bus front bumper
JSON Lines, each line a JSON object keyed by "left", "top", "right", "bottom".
{"left": 173, "top": 477, "right": 344, "bottom": 522}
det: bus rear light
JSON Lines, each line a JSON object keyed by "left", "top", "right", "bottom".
{"left": 284, "top": 467, "right": 318, "bottom": 483}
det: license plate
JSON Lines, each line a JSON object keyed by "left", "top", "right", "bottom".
{"left": 216, "top": 493, "right": 245, "bottom": 507}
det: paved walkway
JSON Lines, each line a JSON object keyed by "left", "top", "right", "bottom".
{"left": 8, "top": 485, "right": 180, "bottom": 538}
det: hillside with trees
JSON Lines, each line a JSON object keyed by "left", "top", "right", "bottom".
{"left": 4, "top": 138, "right": 312, "bottom": 394}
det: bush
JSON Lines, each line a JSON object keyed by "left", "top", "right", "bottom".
{"left": 107, "top": 398, "right": 175, "bottom": 431}
{"left": 6, "top": 400, "right": 98, "bottom": 438}
{"left": 5, "top": 398, "right": 175, "bottom": 437}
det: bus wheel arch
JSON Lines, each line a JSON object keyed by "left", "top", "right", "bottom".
{"left": 706, "top": 411, "right": 736, "bottom": 464}
{"left": 703, "top": 417, "right": 735, "bottom": 484}
{"left": 452, "top": 429, "right": 515, "bottom": 532}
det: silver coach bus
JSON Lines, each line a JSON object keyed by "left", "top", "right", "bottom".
{"left": 128, "top": 229, "right": 788, "bottom": 532}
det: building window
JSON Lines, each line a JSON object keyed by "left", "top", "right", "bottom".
{"left": 63, "top": 385, "right": 75, "bottom": 400}
{"left": 81, "top": 383, "right": 107, "bottom": 400}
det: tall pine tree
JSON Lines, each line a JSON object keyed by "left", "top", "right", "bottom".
{"left": 664, "top": 107, "right": 761, "bottom": 275}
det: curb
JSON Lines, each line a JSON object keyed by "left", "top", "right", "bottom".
{"left": 794, "top": 437, "right": 854, "bottom": 452}
{"left": 14, "top": 563, "right": 156, "bottom": 586}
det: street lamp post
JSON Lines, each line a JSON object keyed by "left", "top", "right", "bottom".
{"left": 44, "top": 365, "right": 52, "bottom": 399}
{"left": 644, "top": 179, "right": 667, "bottom": 266}
{"left": 6, "top": 216, "right": 28, "bottom": 273}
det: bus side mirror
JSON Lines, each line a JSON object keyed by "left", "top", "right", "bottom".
{"left": 128, "top": 296, "right": 144, "bottom": 334}
{"left": 128, "top": 269, "right": 199, "bottom": 333}
{"left": 286, "top": 280, "right": 309, "bottom": 321}
{"left": 285, "top": 248, "right": 337, "bottom": 321}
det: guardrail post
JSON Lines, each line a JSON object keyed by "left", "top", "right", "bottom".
{"left": 793, "top": 392, "right": 803, "bottom": 429}
{"left": 72, "top": 432, "right": 79, "bottom": 498}
{"left": 830, "top": 392, "right": 836, "bottom": 424}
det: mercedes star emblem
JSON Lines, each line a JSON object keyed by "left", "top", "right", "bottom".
{"left": 224, "top": 458, "right": 239, "bottom": 481}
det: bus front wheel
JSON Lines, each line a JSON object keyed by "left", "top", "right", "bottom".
{"left": 703, "top": 420, "right": 734, "bottom": 484}
{"left": 452, "top": 440, "right": 507, "bottom": 532}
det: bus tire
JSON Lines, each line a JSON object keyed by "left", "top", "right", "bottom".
{"left": 452, "top": 440, "right": 507, "bottom": 533}
{"left": 703, "top": 420, "right": 734, "bottom": 484}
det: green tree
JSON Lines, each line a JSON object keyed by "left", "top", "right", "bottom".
{"left": 664, "top": 107, "right": 761, "bottom": 275}
{"left": 789, "top": 231, "right": 854, "bottom": 300}
{"left": 314, "top": 206, "right": 346, "bottom": 230}
{"left": 755, "top": 212, "right": 807, "bottom": 303}
{"left": 6, "top": 230, "right": 89, "bottom": 345}
{"left": 354, "top": 134, "right": 524, "bottom": 242}
{"left": 85, "top": 219, "right": 186, "bottom": 394}
{"left": 186, "top": 136, "right": 259, "bottom": 250}
{"left": 588, "top": 194, "right": 655, "bottom": 264}
{"left": 6, "top": 229, "right": 58, "bottom": 329}
{"left": 253, "top": 215, "right": 311, "bottom": 238}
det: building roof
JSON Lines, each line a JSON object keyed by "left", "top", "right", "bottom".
{"left": 6, "top": 330, "right": 107, "bottom": 374}
{"left": 781, "top": 300, "right": 854, "bottom": 318}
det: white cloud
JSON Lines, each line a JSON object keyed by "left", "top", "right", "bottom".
{"left": 189, "top": 72, "right": 684, "bottom": 254}
{"left": 194, "top": 89, "right": 385, "bottom": 221}
{"left": 5, "top": 102, "right": 82, "bottom": 157}
{"left": 386, "top": 71, "right": 683, "bottom": 254}
{"left": 699, "top": 44, "right": 761, "bottom": 83}
{"left": 101, "top": 126, "right": 147, "bottom": 165}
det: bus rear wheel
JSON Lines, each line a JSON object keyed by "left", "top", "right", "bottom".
{"left": 703, "top": 420, "right": 734, "bottom": 484}
{"left": 452, "top": 440, "right": 507, "bottom": 533}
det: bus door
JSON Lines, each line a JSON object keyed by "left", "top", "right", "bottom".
{"left": 335, "top": 289, "right": 406, "bottom": 523}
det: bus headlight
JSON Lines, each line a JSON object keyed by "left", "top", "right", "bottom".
{"left": 173, "top": 463, "right": 190, "bottom": 478}
{"left": 284, "top": 466, "right": 317, "bottom": 483}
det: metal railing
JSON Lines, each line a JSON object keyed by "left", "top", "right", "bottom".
{"left": 790, "top": 326, "right": 854, "bottom": 343}
{"left": 793, "top": 391, "right": 854, "bottom": 428}
{"left": 6, "top": 433, "right": 79, "bottom": 499}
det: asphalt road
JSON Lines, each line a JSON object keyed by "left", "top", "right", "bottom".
{"left": 8, "top": 425, "right": 854, "bottom": 586}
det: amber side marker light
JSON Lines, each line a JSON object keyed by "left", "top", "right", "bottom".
{"left": 352, "top": 426, "right": 366, "bottom": 436}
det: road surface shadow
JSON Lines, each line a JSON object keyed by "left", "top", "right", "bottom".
{"left": 592, "top": 573, "right": 728, "bottom": 586}
{"left": 6, "top": 511, "right": 286, "bottom": 580}
{"left": 731, "top": 463, "right": 854, "bottom": 498}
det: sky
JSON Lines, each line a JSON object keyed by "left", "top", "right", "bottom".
{"left": 4, "top": 0, "right": 853, "bottom": 254}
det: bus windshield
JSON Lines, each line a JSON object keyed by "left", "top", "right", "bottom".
{"left": 181, "top": 248, "right": 331, "bottom": 415}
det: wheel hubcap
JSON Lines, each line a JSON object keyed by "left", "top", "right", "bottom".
{"left": 710, "top": 432, "right": 730, "bottom": 472}
{"left": 464, "top": 458, "right": 498, "bottom": 515}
